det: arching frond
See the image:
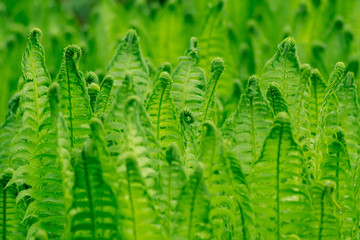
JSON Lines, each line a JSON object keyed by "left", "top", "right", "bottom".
{"left": 94, "top": 75, "right": 114, "bottom": 119}
{"left": 9, "top": 28, "right": 51, "bottom": 169}
{"left": 56, "top": 45, "right": 92, "bottom": 149}
{"left": 251, "top": 112, "right": 314, "bottom": 239}
{"left": 266, "top": 82, "right": 288, "bottom": 116}
{"left": 107, "top": 29, "right": 150, "bottom": 99}
{"left": 146, "top": 72, "right": 182, "bottom": 150}
{"left": 221, "top": 75, "right": 273, "bottom": 174}
{"left": 173, "top": 165, "right": 212, "bottom": 240}
{"left": 260, "top": 37, "right": 301, "bottom": 106}
{"left": 87, "top": 82, "right": 100, "bottom": 113}
{"left": 171, "top": 37, "right": 206, "bottom": 115}
{"left": 199, "top": 58, "right": 225, "bottom": 125}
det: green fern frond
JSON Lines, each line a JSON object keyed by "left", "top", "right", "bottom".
{"left": 87, "top": 82, "right": 100, "bottom": 113}
{"left": 260, "top": 37, "right": 301, "bottom": 105}
{"left": 117, "top": 154, "right": 165, "bottom": 239}
{"left": 157, "top": 143, "right": 187, "bottom": 238}
{"left": 251, "top": 112, "right": 314, "bottom": 239}
{"left": 9, "top": 28, "right": 51, "bottom": 169}
{"left": 200, "top": 58, "right": 225, "bottom": 125}
{"left": 56, "top": 45, "right": 92, "bottom": 149}
{"left": 171, "top": 37, "right": 206, "bottom": 115}
{"left": 107, "top": 29, "right": 150, "bottom": 99}
{"left": 266, "top": 82, "right": 289, "bottom": 116}
{"left": 69, "top": 138, "right": 118, "bottom": 240}
{"left": 320, "top": 130, "right": 356, "bottom": 238}
{"left": 221, "top": 75, "right": 273, "bottom": 174}
{"left": 146, "top": 72, "right": 182, "bottom": 150}
{"left": 84, "top": 71, "right": 99, "bottom": 86}
{"left": 0, "top": 169, "right": 27, "bottom": 240}
{"left": 309, "top": 69, "right": 328, "bottom": 135}
{"left": 94, "top": 75, "right": 114, "bottom": 119}
{"left": 173, "top": 164, "right": 212, "bottom": 240}
{"left": 180, "top": 109, "right": 198, "bottom": 174}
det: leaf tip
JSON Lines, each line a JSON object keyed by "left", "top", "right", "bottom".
{"left": 210, "top": 57, "right": 225, "bottom": 73}
{"left": 29, "top": 28, "right": 42, "bottom": 43}
{"left": 65, "top": 45, "right": 82, "bottom": 62}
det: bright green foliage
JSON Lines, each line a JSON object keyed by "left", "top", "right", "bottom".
{"left": 94, "top": 75, "right": 114, "bottom": 119}
{"left": 251, "top": 113, "right": 313, "bottom": 239}
{"left": 266, "top": 83, "right": 289, "bottom": 116}
{"left": 146, "top": 72, "right": 182, "bottom": 150}
{"left": 171, "top": 37, "right": 206, "bottom": 116}
{"left": 56, "top": 45, "right": 92, "bottom": 150}
{"left": 107, "top": 29, "right": 150, "bottom": 99}
{"left": 260, "top": 37, "right": 301, "bottom": 106}
{"left": 221, "top": 75, "right": 273, "bottom": 174}
{"left": 2, "top": 18, "right": 360, "bottom": 240}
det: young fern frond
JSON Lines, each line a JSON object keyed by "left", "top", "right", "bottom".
{"left": 309, "top": 69, "right": 328, "bottom": 136}
{"left": 107, "top": 29, "right": 150, "bottom": 99}
{"left": 0, "top": 94, "right": 20, "bottom": 172}
{"left": 9, "top": 28, "right": 51, "bottom": 169}
{"left": 200, "top": 58, "right": 225, "bottom": 125}
{"left": 171, "top": 37, "right": 206, "bottom": 115}
{"left": 250, "top": 112, "right": 314, "bottom": 239}
{"left": 173, "top": 165, "right": 211, "bottom": 240}
{"left": 117, "top": 154, "right": 165, "bottom": 239}
{"left": 320, "top": 130, "right": 356, "bottom": 238}
{"left": 56, "top": 45, "right": 92, "bottom": 150}
{"left": 157, "top": 143, "right": 187, "bottom": 239}
{"left": 266, "top": 82, "right": 289, "bottom": 116}
{"left": 68, "top": 138, "right": 118, "bottom": 240}
{"left": 311, "top": 182, "right": 341, "bottom": 240}
{"left": 260, "top": 37, "right": 301, "bottom": 106}
{"left": 221, "top": 75, "right": 273, "bottom": 174}
{"left": 146, "top": 72, "right": 182, "bottom": 150}
{"left": 84, "top": 71, "right": 99, "bottom": 86}
{"left": 94, "top": 75, "right": 114, "bottom": 119}
{"left": 87, "top": 82, "right": 100, "bottom": 113}
{"left": 0, "top": 169, "right": 27, "bottom": 240}
{"left": 200, "top": 121, "right": 253, "bottom": 239}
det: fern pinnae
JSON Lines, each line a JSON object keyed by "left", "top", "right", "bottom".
{"left": 200, "top": 58, "right": 225, "bottom": 125}
{"left": 9, "top": 28, "right": 51, "bottom": 169}
{"left": 87, "top": 82, "right": 100, "bottom": 113}
{"left": 107, "top": 29, "right": 150, "bottom": 99}
{"left": 221, "top": 75, "right": 273, "bottom": 175}
{"left": 171, "top": 37, "right": 206, "bottom": 115}
{"left": 56, "top": 45, "right": 92, "bottom": 150}
{"left": 146, "top": 72, "right": 182, "bottom": 150}
{"left": 266, "top": 82, "right": 289, "bottom": 116}
{"left": 94, "top": 75, "right": 114, "bottom": 119}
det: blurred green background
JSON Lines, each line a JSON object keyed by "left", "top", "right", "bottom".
{"left": 1, "top": 0, "right": 359, "bottom": 122}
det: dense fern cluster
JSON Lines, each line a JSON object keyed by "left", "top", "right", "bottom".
{"left": 1, "top": 27, "right": 360, "bottom": 240}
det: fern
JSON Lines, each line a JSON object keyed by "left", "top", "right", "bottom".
{"left": 157, "top": 143, "right": 187, "bottom": 239}
{"left": 9, "top": 28, "right": 51, "bottom": 169}
{"left": 87, "top": 82, "right": 100, "bottom": 113}
{"left": 94, "top": 75, "right": 114, "bottom": 119}
{"left": 116, "top": 154, "right": 165, "bottom": 239}
{"left": 266, "top": 82, "right": 289, "bottom": 116}
{"left": 221, "top": 75, "right": 273, "bottom": 174}
{"left": 200, "top": 121, "right": 253, "bottom": 239}
{"left": 107, "top": 29, "right": 150, "bottom": 99}
{"left": 320, "top": 130, "right": 356, "bottom": 239}
{"left": 146, "top": 72, "right": 182, "bottom": 150}
{"left": 309, "top": 69, "right": 328, "bottom": 136}
{"left": 0, "top": 169, "right": 27, "bottom": 240}
{"left": 68, "top": 121, "right": 118, "bottom": 239}
{"left": 251, "top": 112, "right": 313, "bottom": 239}
{"left": 171, "top": 37, "right": 206, "bottom": 115}
{"left": 56, "top": 45, "right": 92, "bottom": 149}
{"left": 173, "top": 165, "right": 212, "bottom": 240}
{"left": 199, "top": 58, "right": 225, "bottom": 125}
{"left": 260, "top": 37, "right": 301, "bottom": 106}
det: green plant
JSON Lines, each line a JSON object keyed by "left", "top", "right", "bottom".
{"left": 1, "top": 4, "right": 360, "bottom": 239}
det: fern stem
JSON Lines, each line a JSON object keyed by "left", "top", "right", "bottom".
{"left": 65, "top": 58, "right": 74, "bottom": 148}
{"left": 276, "top": 122, "right": 284, "bottom": 240}
{"left": 318, "top": 187, "right": 326, "bottom": 240}
{"left": 188, "top": 176, "right": 200, "bottom": 240}
{"left": 2, "top": 187, "right": 6, "bottom": 240}
{"left": 250, "top": 98, "right": 257, "bottom": 163}
{"left": 156, "top": 84, "right": 167, "bottom": 141}
{"left": 167, "top": 162, "right": 172, "bottom": 239}
{"left": 126, "top": 163, "right": 137, "bottom": 240}
{"left": 83, "top": 158, "right": 96, "bottom": 238}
